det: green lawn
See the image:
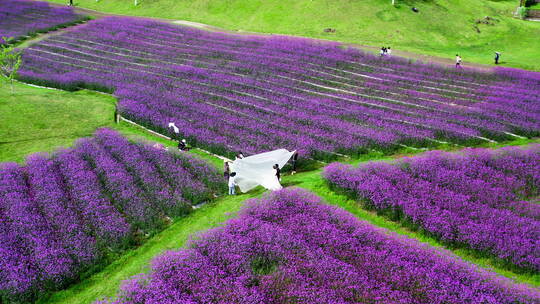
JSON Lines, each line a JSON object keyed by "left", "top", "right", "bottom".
{"left": 0, "top": 81, "right": 222, "bottom": 165}
{"left": 0, "top": 82, "right": 117, "bottom": 163}
{"left": 46, "top": 0, "right": 540, "bottom": 71}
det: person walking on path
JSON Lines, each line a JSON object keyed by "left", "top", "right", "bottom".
{"left": 224, "top": 162, "right": 230, "bottom": 181}
{"left": 228, "top": 172, "right": 237, "bottom": 195}
{"left": 455, "top": 54, "right": 462, "bottom": 68}
{"left": 494, "top": 52, "right": 500, "bottom": 65}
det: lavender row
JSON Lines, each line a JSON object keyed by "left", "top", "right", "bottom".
{"left": 0, "top": 129, "right": 225, "bottom": 302}
{"left": 0, "top": 0, "right": 88, "bottom": 44}
{"left": 323, "top": 145, "right": 540, "bottom": 271}
{"left": 99, "top": 188, "right": 540, "bottom": 304}
{"left": 19, "top": 17, "right": 540, "bottom": 159}
{"left": 22, "top": 18, "right": 540, "bottom": 113}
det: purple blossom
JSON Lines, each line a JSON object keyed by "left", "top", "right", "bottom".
{"left": 100, "top": 188, "right": 540, "bottom": 304}
{"left": 0, "top": 129, "right": 225, "bottom": 302}
{"left": 17, "top": 17, "right": 540, "bottom": 160}
{"left": 0, "top": 0, "right": 87, "bottom": 44}
{"left": 324, "top": 145, "right": 540, "bottom": 271}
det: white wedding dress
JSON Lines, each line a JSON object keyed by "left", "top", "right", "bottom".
{"left": 230, "top": 149, "right": 296, "bottom": 192}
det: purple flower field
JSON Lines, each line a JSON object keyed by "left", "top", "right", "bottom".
{"left": 17, "top": 17, "right": 540, "bottom": 160}
{"left": 0, "top": 0, "right": 88, "bottom": 44}
{"left": 324, "top": 145, "right": 540, "bottom": 272}
{"left": 98, "top": 188, "right": 540, "bottom": 304}
{"left": 0, "top": 128, "right": 225, "bottom": 302}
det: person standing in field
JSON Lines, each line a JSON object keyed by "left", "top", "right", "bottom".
{"left": 380, "top": 47, "right": 386, "bottom": 57}
{"left": 273, "top": 164, "right": 281, "bottom": 182}
{"left": 455, "top": 54, "right": 462, "bottom": 68}
{"left": 228, "top": 172, "right": 237, "bottom": 195}
{"left": 177, "top": 139, "right": 189, "bottom": 151}
{"left": 291, "top": 152, "right": 299, "bottom": 175}
{"left": 387, "top": 47, "right": 392, "bottom": 56}
{"left": 168, "top": 122, "right": 180, "bottom": 141}
{"left": 224, "top": 162, "right": 230, "bottom": 181}
{"left": 494, "top": 52, "right": 500, "bottom": 65}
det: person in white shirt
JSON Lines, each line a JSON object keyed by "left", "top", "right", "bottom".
{"left": 168, "top": 122, "right": 180, "bottom": 140}
{"left": 455, "top": 54, "right": 462, "bottom": 68}
{"left": 387, "top": 47, "right": 392, "bottom": 56}
{"left": 228, "top": 172, "right": 237, "bottom": 195}
{"left": 235, "top": 151, "right": 245, "bottom": 160}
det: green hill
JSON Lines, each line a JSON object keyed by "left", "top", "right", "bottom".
{"left": 46, "top": 0, "right": 540, "bottom": 70}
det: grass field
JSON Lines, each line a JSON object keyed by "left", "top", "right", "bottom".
{"left": 0, "top": 82, "right": 117, "bottom": 163}
{"left": 2, "top": 82, "right": 539, "bottom": 303}
{"left": 0, "top": 82, "right": 222, "bottom": 165}
{"left": 45, "top": 0, "right": 540, "bottom": 71}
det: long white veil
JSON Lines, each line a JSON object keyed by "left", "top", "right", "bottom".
{"left": 230, "top": 149, "right": 296, "bottom": 192}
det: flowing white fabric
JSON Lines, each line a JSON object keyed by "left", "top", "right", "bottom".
{"left": 168, "top": 122, "right": 179, "bottom": 134}
{"left": 230, "top": 149, "right": 296, "bottom": 192}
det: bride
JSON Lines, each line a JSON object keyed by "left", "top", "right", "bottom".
{"left": 230, "top": 149, "right": 295, "bottom": 193}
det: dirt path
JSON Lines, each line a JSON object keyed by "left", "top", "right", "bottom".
{"left": 36, "top": 2, "right": 495, "bottom": 72}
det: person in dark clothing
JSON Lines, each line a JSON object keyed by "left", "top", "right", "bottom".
{"left": 494, "top": 52, "right": 500, "bottom": 65}
{"left": 69, "top": 0, "right": 73, "bottom": 6}
{"left": 178, "top": 139, "right": 189, "bottom": 151}
{"left": 224, "top": 162, "right": 230, "bottom": 181}
{"left": 235, "top": 152, "right": 245, "bottom": 160}
{"left": 291, "top": 152, "right": 299, "bottom": 175}
{"left": 273, "top": 164, "right": 281, "bottom": 181}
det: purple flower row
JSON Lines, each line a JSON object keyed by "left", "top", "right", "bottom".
{"left": 0, "top": 0, "right": 87, "bottom": 44}
{"left": 98, "top": 188, "right": 540, "bottom": 304}
{"left": 323, "top": 145, "right": 540, "bottom": 271}
{"left": 0, "top": 128, "right": 224, "bottom": 302}
{"left": 18, "top": 17, "right": 540, "bottom": 159}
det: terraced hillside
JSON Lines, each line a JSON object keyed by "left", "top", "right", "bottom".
{"left": 44, "top": 0, "right": 540, "bottom": 70}
{"left": 19, "top": 17, "right": 540, "bottom": 160}
{"left": 1, "top": 3, "right": 539, "bottom": 304}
